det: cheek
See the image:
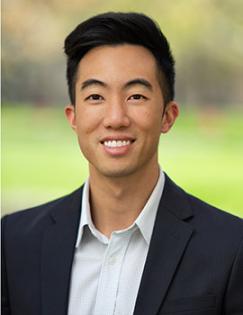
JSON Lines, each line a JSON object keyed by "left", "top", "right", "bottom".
{"left": 132, "top": 107, "right": 163, "bottom": 132}
{"left": 76, "top": 107, "right": 103, "bottom": 134}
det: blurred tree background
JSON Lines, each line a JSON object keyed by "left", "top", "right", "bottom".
{"left": 2, "top": 0, "right": 243, "bottom": 216}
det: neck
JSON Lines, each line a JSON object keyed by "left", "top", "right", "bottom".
{"left": 88, "top": 164, "right": 160, "bottom": 237}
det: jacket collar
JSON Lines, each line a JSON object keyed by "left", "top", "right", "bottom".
{"left": 41, "top": 174, "right": 194, "bottom": 315}
{"left": 41, "top": 187, "right": 83, "bottom": 315}
{"left": 133, "top": 174, "right": 194, "bottom": 315}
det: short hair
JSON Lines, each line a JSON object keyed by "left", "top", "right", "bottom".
{"left": 64, "top": 12, "right": 175, "bottom": 105}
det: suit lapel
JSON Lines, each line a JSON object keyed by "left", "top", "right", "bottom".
{"left": 134, "top": 175, "right": 194, "bottom": 315}
{"left": 41, "top": 187, "right": 83, "bottom": 315}
{"left": 40, "top": 175, "right": 194, "bottom": 315}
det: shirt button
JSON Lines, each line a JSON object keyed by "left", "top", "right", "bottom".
{"left": 109, "top": 256, "right": 117, "bottom": 265}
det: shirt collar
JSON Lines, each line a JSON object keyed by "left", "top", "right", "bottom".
{"left": 75, "top": 169, "right": 165, "bottom": 248}
{"left": 75, "top": 179, "right": 93, "bottom": 247}
{"left": 135, "top": 169, "right": 165, "bottom": 244}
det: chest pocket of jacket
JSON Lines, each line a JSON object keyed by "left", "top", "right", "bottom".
{"left": 159, "top": 295, "right": 217, "bottom": 314}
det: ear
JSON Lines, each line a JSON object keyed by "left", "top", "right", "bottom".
{"left": 64, "top": 105, "right": 77, "bottom": 132}
{"left": 161, "top": 101, "right": 179, "bottom": 133}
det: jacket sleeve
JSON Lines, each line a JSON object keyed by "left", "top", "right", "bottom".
{"left": 1, "top": 216, "right": 11, "bottom": 315}
{"left": 224, "top": 236, "right": 243, "bottom": 314}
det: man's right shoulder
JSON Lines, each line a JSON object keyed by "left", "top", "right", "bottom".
{"left": 1, "top": 186, "right": 83, "bottom": 232}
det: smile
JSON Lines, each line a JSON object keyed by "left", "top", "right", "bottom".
{"left": 104, "top": 140, "right": 132, "bottom": 148}
{"left": 100, "top": 137, "right": 135, "bottom": 156}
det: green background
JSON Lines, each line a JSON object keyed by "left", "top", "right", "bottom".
{"left": 2, "top": 105, "right": 243, "bottom": 217}
{"left": 2, "top": 1, "right": 243, "bottom": 217}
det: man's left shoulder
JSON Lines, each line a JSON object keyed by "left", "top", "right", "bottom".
{"left": 164, "top": 174, "right": 243, "bottom": 237}
{"left": 186, "top": 192, "right": 243, "bottom": 249}
{"left": 188, "top": 192, "right": 242, "bottom": 229}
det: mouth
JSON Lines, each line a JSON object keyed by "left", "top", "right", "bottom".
{"left": 100, "top": 137, "right": 135, "bottom": 156}
{"left": 102, "top": 139, "right": 134, "bottom": 148}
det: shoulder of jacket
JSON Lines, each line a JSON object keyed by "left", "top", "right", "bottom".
{"left": 2, "top": 186, "right": 83, "bottom": 228}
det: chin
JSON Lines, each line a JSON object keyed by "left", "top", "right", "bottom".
{"left": 93, "top": 164, "right": 139, "bottom": 179}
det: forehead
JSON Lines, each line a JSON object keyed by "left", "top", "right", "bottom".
{"left": 76, "top": 44, "right": 160, "bottom": 84}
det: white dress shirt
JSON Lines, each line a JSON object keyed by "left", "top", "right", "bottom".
{"left": 68, "top": 170, "right": 165, "bottom": 315}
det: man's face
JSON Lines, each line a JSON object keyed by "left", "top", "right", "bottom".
{"left": 65, "top": 44, "right": 178, "bottom": 178}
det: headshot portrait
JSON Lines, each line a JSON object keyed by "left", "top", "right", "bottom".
{"left": 2, "top": 3, "right": 243, "bottom": 315}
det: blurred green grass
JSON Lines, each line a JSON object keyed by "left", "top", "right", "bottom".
{"left": 2, "top": 104, "right": 243, "bottom": 217}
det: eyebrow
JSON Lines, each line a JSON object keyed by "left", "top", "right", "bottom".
{"left": 81, "top": 79, "right": 107, "bottom": 90}
{"left": 124, "top": 78, "right": 153, "bottom": 91}
{"left": 80, "top": 78, "right": 153, "bottom": 91}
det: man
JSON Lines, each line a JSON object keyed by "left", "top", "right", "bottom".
{"left": 2, "top": 12, "right": 243, "bottom": 315}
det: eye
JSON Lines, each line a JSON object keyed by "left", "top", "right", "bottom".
{"left": 128, "top": 94, "right": 147, "bottom": 101}
{"left": 85, "top": 94, "right": 104, "bottom": 102}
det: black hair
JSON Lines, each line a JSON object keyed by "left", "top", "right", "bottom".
{"left": 64, "top": 12, "right": 175, "bottom": 105}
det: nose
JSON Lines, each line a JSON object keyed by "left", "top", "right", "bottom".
{"left": 103, "top": 98, "right": 131, "bottom": 129}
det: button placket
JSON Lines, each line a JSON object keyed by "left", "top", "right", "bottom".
{"left": 93, "top": 230, "right": 134, "bottom": 315}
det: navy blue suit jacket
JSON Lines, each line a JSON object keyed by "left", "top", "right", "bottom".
{"left": 2, "top": 175, "right": 243, "bottom": 314}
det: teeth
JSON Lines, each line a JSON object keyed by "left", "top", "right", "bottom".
{"left": 104, "top": 140, "right": 131, "bottom": 148}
